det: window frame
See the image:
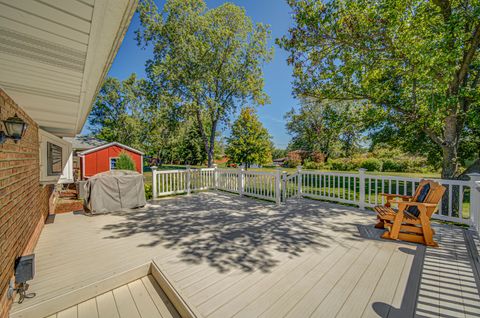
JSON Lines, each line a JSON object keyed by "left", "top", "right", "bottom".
{"left": 46, "top": 142, "right": 63, "bottom": 176}
{"left": 39, "top": 129, "right": 73, "bottom": 184}
{"left": 109, "top": 157, "right": 119, "bottom": 171}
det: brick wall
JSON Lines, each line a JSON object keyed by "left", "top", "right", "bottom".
{"left": 0, "top": 89, "right": 53, "bottom": 318}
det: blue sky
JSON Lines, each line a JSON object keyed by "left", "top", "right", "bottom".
{"left": 95, "top": 0, "right": 298, "bottom": 149}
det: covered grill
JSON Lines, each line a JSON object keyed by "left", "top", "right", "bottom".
{"left": 84, "top": 170, "right": 146, "bottom": 213}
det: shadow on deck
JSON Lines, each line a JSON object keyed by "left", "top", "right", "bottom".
{"left": 103, "top": 193, "right": 480, "bottom": 317}
{"left": 104, "top": 194, "right": 372, "bottom": 273}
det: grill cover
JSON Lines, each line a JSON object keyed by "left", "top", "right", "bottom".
{"left": 84, "top": 170, "right": 146, "bottom": 213}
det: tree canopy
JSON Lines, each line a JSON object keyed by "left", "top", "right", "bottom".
{"left": 285, "top": 99, "right": 363, "bottom": 160}
{"left": 88, "top": 75, "right": 143, "bottom": 148}
{"left": 278, "top": 0, "right": 480, "bottom": 178}
{"left": 225, "top": 107, "right": 273, "bottom": 167}
{"left": 136, "top": 0, "right": 273, "bottom": 167}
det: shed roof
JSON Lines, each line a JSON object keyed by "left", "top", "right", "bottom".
{"left": 78, "top": 142, "right": 144, "bottom": 156}
{"left": 63, "top": 135, "right": 106, "bottom": 151}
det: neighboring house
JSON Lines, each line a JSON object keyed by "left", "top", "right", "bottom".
{"left": 273, "top": 157, "right": 286, "bottom": 166}
{"left": 78, "top": 142, "right": 144, "bottom": 179}
{"left": 63, "top": 135, "right": 107, "bottom": 152}
{"left": 63, "top": 135, "right": 107, "bottom": 180}
{"left": 0, "top": 0, "right": 137, "bottom": 316}
{"left": 214, "top": 156, "right": 229, "bottom": 165}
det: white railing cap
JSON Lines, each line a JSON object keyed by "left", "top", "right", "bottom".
{"left": 467, "top": 172, "right": 480, "bottom": 181}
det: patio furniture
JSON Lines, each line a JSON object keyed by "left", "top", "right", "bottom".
{"left": 375, "top": 179, "right": 429, "bottom": 228}
{"left": 374, "top": 180, "right": 446, "bottom": 247}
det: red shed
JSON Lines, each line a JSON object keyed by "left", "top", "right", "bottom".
{"left": 78, "top": 142, "right": 143, "bottom": 179}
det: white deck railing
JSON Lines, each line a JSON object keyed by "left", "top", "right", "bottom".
{"left": 151, "top": 166, "right": 480, "bottom": 231}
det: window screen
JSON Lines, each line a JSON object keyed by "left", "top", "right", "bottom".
{"left": 110, "top": 158, "right": 118, "bottom": 170}
{"left": 47, "top": 142, "right": 62, "bottom": 176}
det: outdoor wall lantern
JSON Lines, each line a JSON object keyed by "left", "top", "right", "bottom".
{"left": 7, "top": 254, "right": 36, "bottom": 303}
{"left": 0, "top": 114, "right": 28, "bottom": 144}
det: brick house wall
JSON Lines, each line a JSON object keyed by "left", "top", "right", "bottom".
{"left": 0, "top": 89, "right": 53, "bottom": 318}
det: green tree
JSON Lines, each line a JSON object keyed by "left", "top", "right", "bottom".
{"left": 272, "top": 148, "right": 288, "bottom": 159}
{"left": 88, "top": 75, "right": 142, "bottom": 147}
{"left": 176, "top": 121, "right": 207, "bottom": 165}
{"left": 137, "top": 80, "right": 184, "bottom": 165}
{"left": 225, "top": 107, "right": 273, "bottom": 168}
{"left": 115, "top": 152, "right": 136, "bottom": 171}
{"left": 279, "top": 0, "right": 480, "bottom": 178}
{"left": 285, "top": 99, "right": 363, "bottom": 161}
{"left": 136, "top": 0, "right": 273, "bottom": 167}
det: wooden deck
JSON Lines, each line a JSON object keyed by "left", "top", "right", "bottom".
{"left": 48, "top": 275, "right": 179, "bottom": 318}
{"left": 10, "top": 192, "right": 480, "bottom": 318}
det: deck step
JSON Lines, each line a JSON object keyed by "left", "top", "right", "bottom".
{"left": 9, "top": 262, "right": 186, "bottom": 318}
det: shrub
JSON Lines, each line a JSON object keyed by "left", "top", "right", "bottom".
{"left": 360, "top": 158, "right": 383, "bottom": 171}
{"left": 144, "top": 183, "right": 152, "bottom": 200}
{"left": 401, "top": 157, "right": 432, "bottom": 173}
{"left": 382, "top": 157, "right": 433, "bottom": 173}
{"left": 116, "top": 151, "right": 136, "bottom": 171}
{"left": 329, "top": 158, "right": 358, "bottom": 171}
{"left": 284, "top": 152, "right": 302, "bottom": 168}
{"left": 327, "top": 152, "right": 436, "bottom": 173}
{"left": 310, "top": 151, "right": 326, "bottom": 163}
{"left": 382, "top": 159, "right": 404, "bottom": 172}
{"left": 303, "top": 160, "right": 324, "bottom": 170}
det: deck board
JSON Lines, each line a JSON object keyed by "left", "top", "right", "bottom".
{"left": 141, "top": 276, "right": 179, "bottom": 318}
{"left": 95, "top": 292, "right": 119, "bottom": 318}
{"left": 44, "top": 277, "right": 177, "bottom": 318}
{"left": 335, "top": 242, "right": 397, "bottom": 317}
{"left": 9, "top": 192, "right": 480, "bottom": 318}
{"left": 77, "top": 299, "right": 98, "bottom": 318}
{"left": 127, "top": 280, "right": 162, "bottom": 318}
{"left": 112, "top": 285, "right": 141, "bottom": 318}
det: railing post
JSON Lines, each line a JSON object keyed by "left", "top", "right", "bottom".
{"left": 186, "top": 165, "right": 191, "bottom": 195}
{"left": 282, "top": 171, "right": 288, "bottom": 204}
{"left": 151, "top": 166, "right": 157, "bottom": 199}
{"left": 238, "top": 165, "right": 245, "bottom": 196}
{"left": 213, "top": 164, "right": 218, "bottom": 190}
{"left": 358, "top": 168, "right": 367, "bottom": 210}
{"left": 275, "top": 167, "right": 282, "bottom": 205}
{"left": 297, "top": 166, "right": 303, "bottom": 198}
{"left": 468, "top": 173, "right": 480, "bottom": 232}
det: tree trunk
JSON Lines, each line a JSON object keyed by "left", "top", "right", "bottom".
{"left": 441, "top": 114, "right": 461, "bottom": 179}
{"left": 207, "top": 146, "right": 214, "bottom": 167}
{"left": 194, "top": 108, "right": 212, "bottom": 167}
{"left": 206, "top": 119, "right": 218, "bottom": 168}
{"left": 441, "top": 145, "right": 459, "bottom": 179}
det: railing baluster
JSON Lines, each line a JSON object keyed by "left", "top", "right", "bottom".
{"left": 448, "top": 184, "right": 453, "bottom": 217}
{"left": 459, "top": 185, "right": 464, "bottom": 220}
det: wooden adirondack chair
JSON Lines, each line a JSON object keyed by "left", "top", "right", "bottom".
{"left": 374, "top": 180, "right": 446, "bottom": 247}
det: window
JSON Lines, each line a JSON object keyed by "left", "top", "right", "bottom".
{"left": 39, "top": 129, "right": 73, "bottom": 184}
{"left": 110, "top": 158, "right": 118, "bottom": 170}
{"left": 47, "top": 142, "right": 62, "bottom": 176}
